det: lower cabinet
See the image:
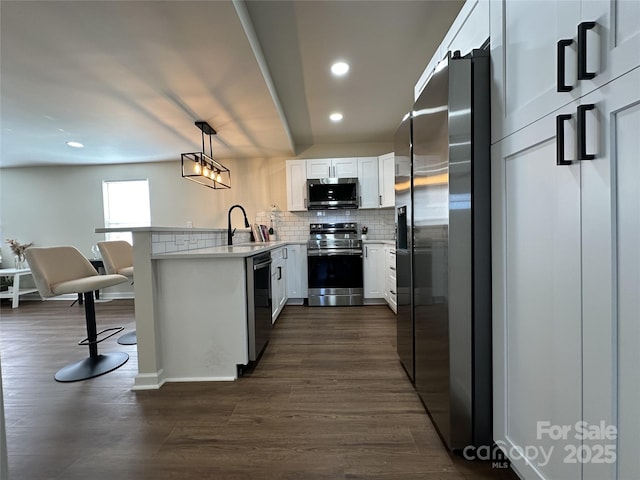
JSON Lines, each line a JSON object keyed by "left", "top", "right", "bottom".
{"left": 363, "top": 243, "right": 385, "bottom": 299}
{"left": 384, "top": 245, "right": 397, "bottom": 313}
{"left": 364, "top": 242, "right": 397, "bottom": 310}
{"left": 270, "top": 247, "right": 287, "bottom": 323}
{"left": 285, "top": 244, "right": 307, "bottom": 301}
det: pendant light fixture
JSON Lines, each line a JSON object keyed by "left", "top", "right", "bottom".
{"left": 181, "top": 121, "right": 231, "bottom": 189}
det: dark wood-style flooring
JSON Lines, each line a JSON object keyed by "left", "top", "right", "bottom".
{"left": 0, "top": 299, "right": 518, "bottom": 479}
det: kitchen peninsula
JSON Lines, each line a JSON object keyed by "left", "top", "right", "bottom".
{"left": 96, "top": 226, "right": 293, "bottom": 390}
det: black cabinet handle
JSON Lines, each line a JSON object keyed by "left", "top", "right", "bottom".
{"left": 556, "top": 114, "right": 573, "bottom": 165}
{"left": 578, "top": 21, "right": 597, "bottom": 80}
{"left": 577, "top": 104, "right": 596, "bottom": 160}
{"left": 277, "top": 266, "right": 282, "bottom": 280}
{"left": 557, "top": 39, "right": 574, "bottom": 92}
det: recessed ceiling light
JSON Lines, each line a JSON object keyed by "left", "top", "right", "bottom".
{"left": 331, "top": 62, "right": 350, "bottom": 76}
{"left": 66, "top": 141, "right": 84, "bottom": 148}
{"left": 330, "top": 113, "right": 343, "bottom": 122}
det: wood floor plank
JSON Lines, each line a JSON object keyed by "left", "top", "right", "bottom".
{"left": 0, "top": 300, "right": 518, "bottom": 479}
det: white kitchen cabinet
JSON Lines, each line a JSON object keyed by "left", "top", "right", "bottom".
{"left": 580, "top": 69, "right": 640, "bottom": 480}
{"left": 306, "top": 158, "right": 357, "bottom": 179}
{"left": 306, "top": 158, "right": 332, "bottom": 179}
{"left": 378, "top": 152, "right": 395, "bottom": 208}
{"left": 285, "top": 244, "right": 307, "bottom": 301}
{"left": 490, "top": 0, "right": 580, "bottom": 143}
{"left": 270, "top": 247, "right": 287, "bottom": 323}
{"left": 490, "top": 0, "right": 640, "bottom": 143}
{"left": 286, "top": 159, "right": 307, "bottom": 211}
{"left": 580, "top": 1, "right": 640, "bottom": 94}
{"left": 384, "top": 245, "right": 396, "bottom": 313}
{"left": 357, "top": 156, "right": 379, "bottom": 209}
{"left": 363, "top": 242, "right": 385, "bottom": 299}
{"left": 492, "top": 67, "right": 640, "bottom": 480}
{"left": 492, "top": 104, "right": 583, "bottom": 480}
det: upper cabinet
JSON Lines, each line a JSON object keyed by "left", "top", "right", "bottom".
{"left": 491, "top": 0, "right": 640, "bottom": 143}
{"left": 306, "top": 158, "right": 358, "bottom": 179}
{"left": 377, "top": 152, "right": 395, "bottom": 208}
{"left": 286, "top": 160, "right": 307, "bottom": 211}
{"left": 357, "top": 157, "right": 379, "bottom": 209}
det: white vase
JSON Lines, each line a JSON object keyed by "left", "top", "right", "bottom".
{"left": 361, "top": 234, "right": 367, "bottom": 240}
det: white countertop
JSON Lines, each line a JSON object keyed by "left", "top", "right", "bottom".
{"left": 152, "top": 241, "right": 292, "bottom": 259}
{"left": 96, "top": 226, "right": 230, "bottom": 233}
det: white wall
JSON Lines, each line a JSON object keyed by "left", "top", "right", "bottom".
{"left": 0, "top": 158, "right": 272, "bottom": 266}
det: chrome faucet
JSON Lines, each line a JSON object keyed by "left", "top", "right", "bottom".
{"left": 227, "top": 204, "right": 251, "bottom": 245}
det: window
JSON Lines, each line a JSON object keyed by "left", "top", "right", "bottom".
{"left": 102, "top": 180, "right": 151, "bottom": 243}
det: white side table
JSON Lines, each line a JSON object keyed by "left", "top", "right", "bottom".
{"left": 0, "top": 268, "right": 39, "bottom": 308}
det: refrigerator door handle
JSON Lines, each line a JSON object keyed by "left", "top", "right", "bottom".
{"left": 557, "top": 39, "right": 574, "bottom": 92}
{"left": 577, "top": 104, "right": 596, "bottom": 160}
{"left": 578, "top": 21, "right": 597, "bottom": 80}
{"left": 556, "top": 113, "right": 573, "bottom": 165}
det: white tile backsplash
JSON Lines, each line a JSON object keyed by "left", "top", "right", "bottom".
{"left": 149, "top": 210, "right": 393, "bottom": 254}
{"left": 255, "top": 209, "right": 395, "bottom": 242}
{"left": 150, "top": 229, "right": 251, "bottom": 254}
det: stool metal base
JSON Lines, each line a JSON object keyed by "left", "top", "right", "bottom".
{"left": 117, "top": 331, "right": 137, "bottom": 345}
{"left": 54, "top": 352, "right": 129, "bottom": 382}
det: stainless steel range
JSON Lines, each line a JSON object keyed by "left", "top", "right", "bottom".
{"left": 307, "top": 222, "right": 363, "bottom": 306}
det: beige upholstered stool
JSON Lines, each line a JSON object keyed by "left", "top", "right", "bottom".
{"left": 25, "top": 246, "right": 130, "bottom": 382}
{"left": 97, "top": 240, "right": 136, "bottom": 345}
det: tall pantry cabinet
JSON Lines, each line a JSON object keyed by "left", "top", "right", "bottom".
{"left": 490, "top": 1, "right": 640, "bottom": 480}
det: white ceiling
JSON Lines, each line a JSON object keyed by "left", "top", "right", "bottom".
{"left": 0, "top": 0, "right": 464, "bottom": 168}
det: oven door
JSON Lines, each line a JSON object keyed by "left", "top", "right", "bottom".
{"left": 307, "top": 249, "right": 363, "bottom": 306}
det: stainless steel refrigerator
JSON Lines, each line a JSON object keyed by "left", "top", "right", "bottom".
{"left": 394, "top": 48, "right": 492, "bottom": 450}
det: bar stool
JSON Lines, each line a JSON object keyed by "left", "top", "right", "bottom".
{"left": 25, "top": 246, "right": 130, "bottom": 382}
{"left": 97, "top": 240, "right": 136, "bottom": 345}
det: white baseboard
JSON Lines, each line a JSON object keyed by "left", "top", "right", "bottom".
{"left": 132, "top": 370, "right": 166, "bottom": 390}
{"left": 163, "top": 376, "right": 237, "bottom": 383}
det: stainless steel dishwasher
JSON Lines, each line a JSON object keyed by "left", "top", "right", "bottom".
{"left": 246, "top": 252, "right": 272, "bottom": 361}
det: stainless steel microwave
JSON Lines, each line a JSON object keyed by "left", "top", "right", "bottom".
{"left": 306, "top": 177, "right": 358, "bottom": 210}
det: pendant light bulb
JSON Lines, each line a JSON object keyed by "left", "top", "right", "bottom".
{"left": 194, "top": 162, "right": 202, "bottom": 175}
